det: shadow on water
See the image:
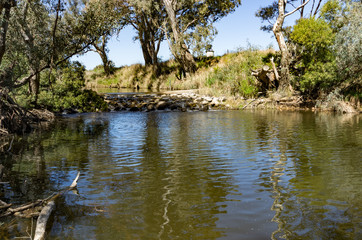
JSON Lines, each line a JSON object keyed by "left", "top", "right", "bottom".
{"left": 0, "top": 115, "right": 109, "bottom": 238}
{"left": 0, "top": 111, "right": 361, "bottom": 239}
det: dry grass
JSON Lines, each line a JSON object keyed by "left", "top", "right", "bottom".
{"left": 85, "top": 48, "right": 272, "bottom": 98}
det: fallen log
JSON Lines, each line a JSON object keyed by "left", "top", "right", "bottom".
{"left": 33, "top": 201, "right": 56, "bottom": 240}
{"left": 33, "top": 171, "right": 80, "bottom": 240}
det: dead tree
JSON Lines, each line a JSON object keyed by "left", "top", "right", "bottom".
{"left": 251, "top": 65, "right": 278, "bottom": 92}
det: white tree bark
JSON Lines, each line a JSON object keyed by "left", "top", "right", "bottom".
{"left": 33, "top": 172, "right": 80, "bottom": 240}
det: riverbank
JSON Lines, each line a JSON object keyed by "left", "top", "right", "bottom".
{"left": 86, "top": 48, "right": 361, "bottom": 114}
{"left": 100, "top": 89, "right": 361, "bottom": 113}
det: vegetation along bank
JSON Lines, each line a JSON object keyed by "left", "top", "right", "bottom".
{"left": 1, "top": 0, "right": 361, "bottom": 137}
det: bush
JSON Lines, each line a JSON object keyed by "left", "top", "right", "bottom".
{"left": 35, "top": 61, "right": 108, "bottom": 112}
{"left": 333, "top": 1, "right": 362, "bottom": 92}
{"left": 299, "top": 61, "right": 338, "bottom": 96}
{"left": 205, "top": 49, "right": 262, "bottom": 97}
{"left": 290, "top": 17, "right": 337, "bottom": 96}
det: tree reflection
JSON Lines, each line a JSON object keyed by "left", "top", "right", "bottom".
{"left": 0, "top": 114, "right": 109, "bottom": 238}
{"left": 252, "top": 111, "right": 362, "bottom": 239}
{"left": 87, "top": 112, "right": 237, "bottom": 240}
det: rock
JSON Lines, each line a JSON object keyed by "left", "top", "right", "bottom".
{"left": 211, "top": 98, "right": 220, "bottom": 106}
{"left": 102, "top": 91, "right": 227, "bottom": 112}
{"left": 147, "top": 104, "right": 155, "bottom": 111}
{"left": 156, "top": 101, "right": 168, "bottom": 110}
{"left": 129, "top": 106, "right": 140, "bottom": 111}
{"left": 204, "top": 97, "right": 213, "bottom": 102}
{"left": 200, "top": 105, "right": 209, "bottom": 111}
{"left": 169, "top": 104, "right": 179, "bottom": 110}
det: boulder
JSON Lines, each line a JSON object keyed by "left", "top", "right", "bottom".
{"left": 156, "top": 101, "right": 168, "bottom": 110}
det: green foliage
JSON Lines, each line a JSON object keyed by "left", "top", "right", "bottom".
{"left": 1, "top": 0, "right": 119, "bottom": 99}
{"left": 163, "top": 0, "right": 241, "bottom": 72}
{"left": 333, "top": 1, "right": 362, "bottom": 93}
{"left": 255, "top": 1, "right": 279, "bottom": 32}
{"left": 35, "top": 61, "right": 108, "bottom": 112}
{"left": 187, "top": 24, "right": 218, "bottom": 57}
{"left": 205, "top": 49, "right": 262, "bottom": 97}
{"left": 290, "top": 17, "right": 335, "bottom": 64}
{"left": 195, "top": 56, "right": 221, "bottom": 69}
{"left": 290, "top": 17, "right": 337, "bottom": 95}
{"left": 299, "top": 61, "right": 338, "bottom": 95}
{"left": 320, "top": 0, "right": 342, "bottom": 30}
{"left": 287, "top": 1, "right": 361, "bottom": 98}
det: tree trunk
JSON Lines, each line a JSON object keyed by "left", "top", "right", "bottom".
{"left": 137, "top": 14, "right": 163, "bottom": 76}
{"left": 0, "top": 1, "right": 15, "bottom": 65}
{"left": 273, "top": 0, "right": 291, "bottom": 92}
{"left": 93, "top": 35, "right": 112, "bottom": 76}
{"left": 29, "top": 71, "right": 40, "bottom": 104}
{"left": 101, "top": 53, "right": 112, "bottom": 76}
{"left": 163, "top": 0, "right": 196, "bottom": 74}
{"left": 139, "top": 31, "right": 153, "bottom": 65}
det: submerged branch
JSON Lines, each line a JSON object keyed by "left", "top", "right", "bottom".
{"left": 33, "top": 171, "right": 80, "bottom": 240}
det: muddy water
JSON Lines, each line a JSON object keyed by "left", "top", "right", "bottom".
{"left": 0, "top": 111, "right": 361, "bottom": 239}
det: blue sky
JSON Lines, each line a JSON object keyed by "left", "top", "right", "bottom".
{"left": 74, "top": 0, "right": 301, "bottom": 70}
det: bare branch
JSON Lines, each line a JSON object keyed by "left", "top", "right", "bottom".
{"left": 182, "top": 19, "right": 197, "bottom": 34}
{"left": 285, "top": 0, "right": 310, "bottom": 18}
{"left": 313, "top": 0, "right": 323, "bottom": 16}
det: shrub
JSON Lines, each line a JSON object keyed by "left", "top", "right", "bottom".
{"left": 290, "top": 17, "right": 337, "bottom": 96}
{"left": 205, "top": 49, "right": 261, "bottom": 97}
{"left": 35, "top": 61, "right": 108, "bottom": 112}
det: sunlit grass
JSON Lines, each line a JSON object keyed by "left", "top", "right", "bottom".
{"left": 86, "top": 47, "right": 273, "bottom": 98}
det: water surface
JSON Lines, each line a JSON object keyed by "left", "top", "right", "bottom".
{"left": 1, "top": 111, "right": 361, "bottom": 239}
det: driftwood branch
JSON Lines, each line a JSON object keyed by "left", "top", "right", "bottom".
{"left": 33, "top": 201, "right": 55, "bottom": 240}
{"left": 242, "top": 99, "right": 257, "bottom": 110}
{"left": 33, "top": 171, "right": 80, "bottom": 240}
{"left": 0, "top": 172, "right": 80, "bottom": 239}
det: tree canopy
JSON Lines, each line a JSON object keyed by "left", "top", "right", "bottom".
{"left": 162, "top": 0, "right": 241, "bottom": 74}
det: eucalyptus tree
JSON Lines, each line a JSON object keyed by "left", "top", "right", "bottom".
{"left": 0, "top": 0, "right": 15, "bottom": 65}
{"left": 123, "top": 0, "right": 166, "bottom": 76}
{"left": 1, "top": 0, "right": 116, "bottom": 101}
{"left": 88, "top": 0, "right": 127, "bottom": 76}
{"left": 162, "top": 0, "right": 241, "bottom": 74}
{"left": 9, "top": 0, "right": 52, "bottom": 102}
{"left": 256, "top": 0, "right": 325, "bottom": 92}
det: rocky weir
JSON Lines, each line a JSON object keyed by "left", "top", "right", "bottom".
{"left": 104, "top": 91, "right": 228, "bottom": 112}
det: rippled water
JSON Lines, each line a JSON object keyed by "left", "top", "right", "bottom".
{"left": 1, "top": 111, "right": 361, "bottom": 239}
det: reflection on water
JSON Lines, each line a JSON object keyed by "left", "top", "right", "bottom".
{"left": 0, "top": 111, "right": 361, "bottom": 239}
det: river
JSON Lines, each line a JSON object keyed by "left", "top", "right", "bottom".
{"left": 1, "top": 110, "right": 361, "bottom": 239}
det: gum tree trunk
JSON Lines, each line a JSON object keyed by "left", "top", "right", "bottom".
{"left": 273, "top": 0, "right": 291, "bottom": 91}
{"left": 273, "top": 0, "right": 310, "bottom": 92}
{"left": 163, "top": 0, "right": 196, "bottom": 74}
{"left": 93, "top": 35, "right": 113, "bottom": 76}
{"left": 0, "top": 1, "right": 15, "bottom": 64}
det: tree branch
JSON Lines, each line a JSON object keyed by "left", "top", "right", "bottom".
{"left": 285, "top": 0, "right": 310, "bottom": 18}
{"left": 13, "top": 42, "right": 93, "bottom": 88}
{"left": 182, "top": 19, "right": 197, "bottom": 34}
{"left": 313, "top": 0, "right": 323, "bottom": 16}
